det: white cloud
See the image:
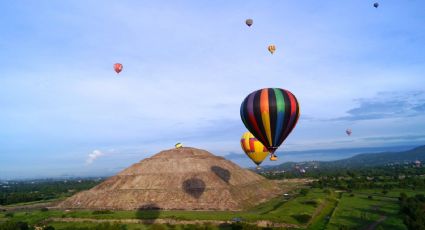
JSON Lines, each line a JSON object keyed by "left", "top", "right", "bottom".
{"left": 86, "top": 150, "right": 105, "bottom": 165}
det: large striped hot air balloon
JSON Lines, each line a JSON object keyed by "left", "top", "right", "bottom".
{"left": 240, "top": 131, "right": 269, "bottom": 168}
{"left": 240, "top": 88, "right": 300, "bottom": 160}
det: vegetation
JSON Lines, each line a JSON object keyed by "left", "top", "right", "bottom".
{"left": 0, "top": 179, "right": 103, "bottom": 205}
{"left": 92, "top": 210, "right": 114, "bottom": 215}
{"left": 399, "top": 193, "right": 425, "bottom": 230}
{"left": 3, "top": 161, "right": 425, "bottom": 229}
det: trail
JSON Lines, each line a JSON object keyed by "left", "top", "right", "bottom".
{"left": 47, "top": 217, "right": 302, "bottom": 228}
{"left": 362, "top": 215, "right": 387, "bottom": 230}
{"left": 1, "top": 200, "right": 62, "bottom": 212}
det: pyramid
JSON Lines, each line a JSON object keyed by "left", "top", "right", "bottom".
{"left": 58, "top": 147, "right": 282, "bottom": 210}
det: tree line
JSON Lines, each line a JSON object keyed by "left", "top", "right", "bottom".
{"left": 0, "top": 179, "right": 102, "bottom": 205}
{"left": 399, "top": 193, "right": 425, "bottom": 230}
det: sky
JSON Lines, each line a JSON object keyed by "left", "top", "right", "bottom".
{"left": 1, "top": 1, "right": 425, "bottom": 179}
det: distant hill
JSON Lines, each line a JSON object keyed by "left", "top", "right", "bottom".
{"left": 266, "top": 145, "right": 425, "bottom": 171}
{"left": 327, "top": 145, "right": 425, "bottom": 168}
{"left": 223, "top": 145, "right": 416, "bottom": 168}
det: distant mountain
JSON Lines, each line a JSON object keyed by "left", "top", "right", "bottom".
{"left": 267, "top": 145, "right": 425, "bottom": 171}
{"left": 327, "top": 145, "right": 425, "bottom": 168}
{"left": 223, "top": 145, "right": 417, "bottom": 168}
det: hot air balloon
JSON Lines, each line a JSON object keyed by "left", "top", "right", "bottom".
{"left": 241, "top": 131, "right": 269, "bottom": 169}
{"left": 240, "top": 88, "right": 300, "bottom": 160}
{"left": 268, "top": 45, "right": 276, "bottom": 54}
{"left": 175, "top": 143, "right": 183, "bottom": 148}
{"left": 114, "top": 63, "right": 123, "bottom": 74}
{"left": 373, "top": 2, "right": 379, "bottom": 8}
{"left": 346, "top": 129, "right": 352, "bottom": 136}
{"left": 245, "top": 19, "right": 253, "bottom": 27}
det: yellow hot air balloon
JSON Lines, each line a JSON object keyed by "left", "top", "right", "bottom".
{"left": 175, "top": 143, "right": 183, "bottom": 148}
{"left": 268, "top": 44, "right": 276, "bottom": 54}
{"left": 241, "top": 132, "right": 270, "bottom": 169}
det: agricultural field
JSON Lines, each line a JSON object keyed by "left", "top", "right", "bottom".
{"left": 1, "top": 186, "right": 423, "bottom": 229}
{"left": 0, "top": 188, "right": 330, "bottom": 229}
{"left": 326, "top": 188, "right": 425, "bottom": 230}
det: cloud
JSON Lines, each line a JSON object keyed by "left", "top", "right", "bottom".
{"left": 360, "top": 134, "right": 425, "bottom": 142}
{"left": 336, "top": 91, "right": 425, "bottom": 121}
{"left": 86, "top": 150, "right": 105, "bottom": 165}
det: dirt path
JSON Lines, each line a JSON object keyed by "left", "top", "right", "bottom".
{"left": 48, "top": 217, "right": 302, "bottom": 228}
{"left": 362, "top": 215, "right": 387, "bottom": 230}
{"left": 2, "top": 199, "right": 63, "bottom": 212}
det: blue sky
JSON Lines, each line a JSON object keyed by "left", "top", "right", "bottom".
{"left": 1, "top": 1, "right": 425, "bottom": 179}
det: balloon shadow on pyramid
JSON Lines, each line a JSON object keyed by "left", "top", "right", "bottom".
{"left": 182, "top": 178, "right": 206, "bottom": 199}
{"left": 211, "top": 166, "right": 231, "bottom": 183}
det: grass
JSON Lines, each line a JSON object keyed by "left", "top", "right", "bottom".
{"left": 3, "top": 198, "right": 64, "bottom": 207}
{"left": 3, "top": 187, "right": 419, "bottom": 229}
{"left": 326, "top": 190, "right": 407, "bottom": 230}
{"left": 263, "top": 188, "right": 328, "bottom": 224}
{"left": 1, "top": 188, "right": 329, "bottom": 227}
{"left": 49, "top": 222, "right": 262, "bottom": 230}
{"left": 307, "top": 191, "right": 340, "bottom": 230}
{"left": 355, "top": 188, "right": 425, "bottom": 198}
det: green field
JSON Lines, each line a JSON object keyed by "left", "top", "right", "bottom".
{"left": 2, "top": 187, "right": 423, "bottom": 229}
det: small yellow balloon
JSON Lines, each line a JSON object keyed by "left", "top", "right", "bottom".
{"left": 175, "top": 143, "right": 183, "bottom": 148}
{"left": 268, "top": 44, "right": 276, "bottom": 54}
{"left": 241, "top": 132, "right": 270, "bottom": 167}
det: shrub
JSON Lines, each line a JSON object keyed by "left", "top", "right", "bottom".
{"left": 291, "top": 214, "right": 311, "bottom": 223}
{"left": 338, "top": 225, "right": 350, "bottom": 230}
{"left": 40, "top": 207, "right": 49, "bottom": 212}
{"left": 302, "top": 200, "right": 318, "bottom": 207}
{"left": 0, "top": 221, "right": 29, "bottom": 230}
{"left": 150, "top": 224, "right": 167, "bottom": 230}
{"left": 182, "top": 224, "right": 205, "bottom": 230}
{"left": 92, "top": 210, "right": 114, "bottom": 215}
{"left": 323, "top": 189, "right": 331, "bottom": 195}
{"left": 368, "top": 195, "right": 373, "bottom": 199}
{"left": 4, "top": 212, "right": 14, "bottom": 218}
{"left": 299, "top": 189, "right": 309, "bottom": 196}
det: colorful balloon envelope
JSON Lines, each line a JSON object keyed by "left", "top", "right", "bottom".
{"left": 241, "top": 131, "right": 269, "bottom": 168}
{"left": 245, "top": 19, "right": 253, "bottom": 27}
{"left": 268, "top": 45, "right": 276, "bottom": 54}
{"left": 373, "top": 2, "right": 379, "bottom": 8}
{"left": 240, "top": 88, "right": 300, "bottom": 159}
{"left": 114, "top": 63, "right": 123, "bottom": 74}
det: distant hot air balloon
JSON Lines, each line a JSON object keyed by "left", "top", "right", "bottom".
{"left": 268, "top": 45, "right": 276, "bottom": 54}
{"left": 175, "top": 143, "right": 183, "bottom": 148}
{"left": 114, "top": 63, "right": 123, "bottom": 74}
{"left": 245, "top": 19, "right": 253, "bottom": 27}
{"left": 346, "top": 129, "right": 352, "bottom": 136}
{"left": 373, "top": 2, "right": 379, "bottom": 8}
{"left": 241, "top": 131, "right": 269, "bottom": 169}
{"left": 240, "top": 88, "right": 300, "bottom": 161}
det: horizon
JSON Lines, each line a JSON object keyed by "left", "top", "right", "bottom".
{"left": 0, "top": 144, "right": 422, "bottom": 180}
{"left": 1, "top": 1, "right": 425, "bottom": 179}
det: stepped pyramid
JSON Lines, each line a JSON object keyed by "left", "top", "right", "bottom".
{"left": 58, "top": 147, "right": 281, "bottom": 210}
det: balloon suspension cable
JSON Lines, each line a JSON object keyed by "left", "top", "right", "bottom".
{"left": 268, "top": 147, "right": 278, "bottom": 154}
